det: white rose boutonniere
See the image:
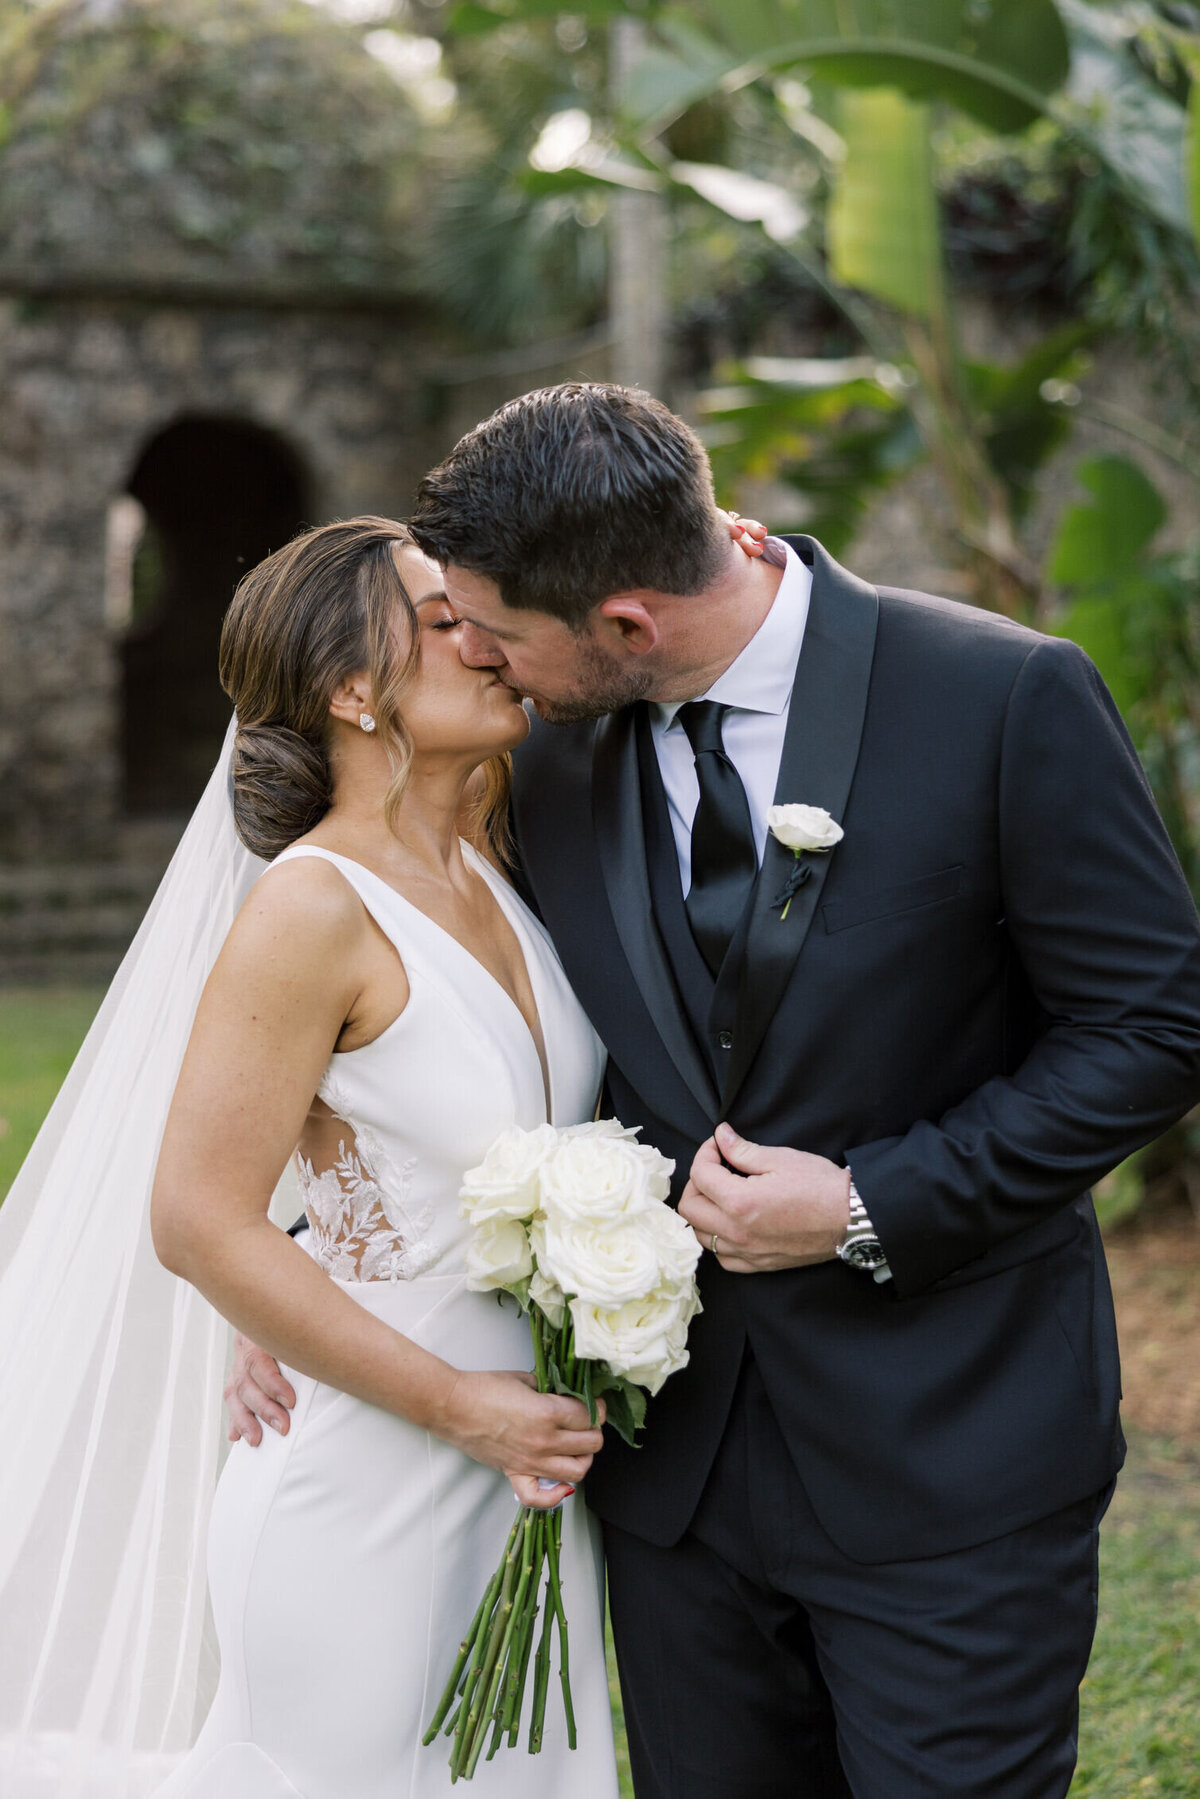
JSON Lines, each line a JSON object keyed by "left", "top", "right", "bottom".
{"left": 767, "top": 803, "right": 844, "bottom": 920}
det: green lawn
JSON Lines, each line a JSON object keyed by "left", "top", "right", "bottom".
{"left": 0, "top": 986, "right": 104, "bottom": 1199}
{"left": 1075, "top": 1438, "right": 1200, "bottom": 1797}
{"left": 3, "top": 988, "right": 1198, "bottom": 1796}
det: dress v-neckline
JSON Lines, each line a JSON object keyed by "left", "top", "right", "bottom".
{"left": 290, "top": 844, "right": 554, "bottom": 1122}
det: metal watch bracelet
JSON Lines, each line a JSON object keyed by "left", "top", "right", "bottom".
{"left": 837, "top": 1178, "right": 893, "bottom": 1282}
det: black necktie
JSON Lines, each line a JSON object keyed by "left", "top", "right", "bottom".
{"left": 678, "top": 701, "right": 758, "bottom": 976}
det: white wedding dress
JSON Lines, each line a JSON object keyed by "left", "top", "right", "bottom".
{"left": 155, "top": 844, "right": 619, "bottom": 1799}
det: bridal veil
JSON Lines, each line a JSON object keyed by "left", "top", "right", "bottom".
{"left": 0, "top": 721, "right": 282, "bottom": 1797}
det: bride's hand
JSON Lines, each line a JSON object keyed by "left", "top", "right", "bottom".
{"left": 438, "top": 1369, "right": 606, "bottom": 1509}
{"left": 721, "top": 509, "right": 769, "bottom": 557}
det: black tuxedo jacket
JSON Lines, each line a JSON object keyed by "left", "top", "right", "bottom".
{"left": 510, "top": 537, "right": 1200, "bottom": 1563}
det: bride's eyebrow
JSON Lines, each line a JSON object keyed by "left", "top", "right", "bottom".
{"left": 414, "top": 593, "right": 452, "bottom": 609}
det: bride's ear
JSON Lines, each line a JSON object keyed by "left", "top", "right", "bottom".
{"left": 328, "top": 673, "right": 376, "bottom": 731}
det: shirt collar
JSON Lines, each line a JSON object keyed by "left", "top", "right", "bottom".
{"left": 655, "top": 538, "right": 811, "bottom": 730}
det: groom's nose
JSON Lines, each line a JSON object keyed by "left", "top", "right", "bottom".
{"left": 458, "top": 622, "right": 506, "bottom": 669}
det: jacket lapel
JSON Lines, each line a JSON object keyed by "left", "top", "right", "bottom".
{"left": 592, "top": 708, "right": 721, "bottom": 1122}
{"left": 719, "top": 538, "right": 879, "bottom": 1117}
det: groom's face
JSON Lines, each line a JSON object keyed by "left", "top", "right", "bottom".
{"left": 444, "top": 564, "right": 654, "bottom": 724}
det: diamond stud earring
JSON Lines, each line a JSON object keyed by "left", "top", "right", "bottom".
{"left": 359, "top": 712, "right": 376, "bottom": 733}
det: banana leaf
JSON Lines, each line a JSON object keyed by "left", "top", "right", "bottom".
{"left": 826, "top": 87, "right": 943, "bottom": 319}
{"left": 625, "top": 0, "right": 1070, "bottom": 136}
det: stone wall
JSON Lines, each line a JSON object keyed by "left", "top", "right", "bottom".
{"left": 0, "top": 295, "right": 611, "bottom": 977}
{"left": 0, "top": 293, "right": 450, "bottom": 861}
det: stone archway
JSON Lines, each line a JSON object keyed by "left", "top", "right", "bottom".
{"left": 117, "top": 414, "right": 312, "bottom": 814}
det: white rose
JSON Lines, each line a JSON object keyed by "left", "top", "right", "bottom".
{"left": 529, "top": 1264, "right": 566, "bottom": 1329}
{"left": 539, "top": 1131, "right": 671, "bottom": 1225}
{"left": 640, "top": 1203, "right": 703, "bottom": 1290}
{"left": 536, "top": 1212, "right": 663, "bottom": 1308}
{"left": 766, "top": 804, "right": 844, "bottom": 853}
{"left": 558, "top": 1118, "right": 637, "bottom": 1142}
{"left": 459, "top": 1122, "right": 558, "bottom": 1226}
{"left": 570, "top": 1285, "right": 699, "bottom": 1396}
{"left": 465, "top": 1215, "right": 534, "bottom": 1293}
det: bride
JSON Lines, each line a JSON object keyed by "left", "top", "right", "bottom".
{"left": 0, "top": 516, "right": 617, "bottom": 1799}
{"left": 151, "top": 517, "right": 617, "bottom": 1798}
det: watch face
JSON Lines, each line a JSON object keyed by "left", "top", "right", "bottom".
{"left": 842, "top": 1237, "right": 887, "bottom": 1271}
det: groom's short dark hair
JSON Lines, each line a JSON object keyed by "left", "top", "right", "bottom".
{"left": 409, "top": 383, "right": 728, "bottom": 630}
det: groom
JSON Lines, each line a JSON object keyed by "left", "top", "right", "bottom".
{"left": 233, "top": 383, "right": 1200, "bottom": 1796}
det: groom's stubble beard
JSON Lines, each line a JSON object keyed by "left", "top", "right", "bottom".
{"left": 520, "top": 632, "right": 655, "bottom": 725}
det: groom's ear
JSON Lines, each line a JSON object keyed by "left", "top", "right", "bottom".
{"left": 596, "top": 593, "right": 661, "bottom": 654}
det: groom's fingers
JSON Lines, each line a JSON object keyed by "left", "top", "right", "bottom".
{"left": 688, "top": 1135, "right": 741, "bottom": 1197}
{"left": 678, "top": 1178, "right": 740, "bottom": 1252}
{"left": 224, "top": 1337, "right": 297, "bottom": 1445}
{"left": 687, "top": 1144, "right": 752, "bottom": 1212}
{"left": 713, "top": 1121, "right": 776, "bottom": 1175}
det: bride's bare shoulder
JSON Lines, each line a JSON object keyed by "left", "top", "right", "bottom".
{"left": 225, "top": 853, "right": 368, "bottom": 964}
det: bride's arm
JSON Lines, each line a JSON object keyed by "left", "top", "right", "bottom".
{"left": 151, "top": 859, "right": 602, "bottom": 1503}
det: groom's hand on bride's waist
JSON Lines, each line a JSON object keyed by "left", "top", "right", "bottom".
{"left": 679, "top": 1124, "right": 851, "bottom": 1273}
{"left": 225, "top": 1331, "right": 297, "bottom": 1445}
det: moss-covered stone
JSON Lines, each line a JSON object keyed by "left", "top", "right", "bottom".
{"left": 0, "top": 0, "right": 426, "bottom": 296}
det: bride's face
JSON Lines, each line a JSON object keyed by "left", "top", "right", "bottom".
{"left": 393, "top": 544, "right": 531, "bottom": 761}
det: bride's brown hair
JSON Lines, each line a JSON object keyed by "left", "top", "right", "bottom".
{"left": 219, "top": 516, "right": 513, "bottom": 862}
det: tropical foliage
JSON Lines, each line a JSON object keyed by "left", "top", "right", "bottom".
{"left": 431, "top": 0, "right": 1200, "bottom": 1218}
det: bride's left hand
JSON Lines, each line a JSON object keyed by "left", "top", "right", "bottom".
{"left": 721, "top": 510, "right": 769, "bottom": 558}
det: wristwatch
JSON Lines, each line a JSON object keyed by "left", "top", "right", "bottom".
{"left": 836, "top": 1178, "right": 892, "bottom": 1281}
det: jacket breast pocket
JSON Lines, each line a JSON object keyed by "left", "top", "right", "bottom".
{"left": 821, "top": 864, "right": 965, "bottom": 935}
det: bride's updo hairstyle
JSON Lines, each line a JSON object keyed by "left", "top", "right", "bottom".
{"left": 219, "top": 515, "right": 513, "bottom": 862}
{"left": 219, "top": 517, "right": 419, "bottom": 859}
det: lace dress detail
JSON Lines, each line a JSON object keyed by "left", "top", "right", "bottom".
{"left": 295, "top": 1072, "right": 433, "bottom": 1282}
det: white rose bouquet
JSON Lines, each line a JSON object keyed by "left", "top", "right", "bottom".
{"left": 424, "top": 1118, "right": 701, "bottom": 1781}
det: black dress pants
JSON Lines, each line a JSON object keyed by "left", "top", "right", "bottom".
{"left": 603, "top": 1354, "right": 1111, "bottom": 1799}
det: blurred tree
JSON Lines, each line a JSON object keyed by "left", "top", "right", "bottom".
{"left": 0, "top": 0, "right": 428, "bottom": 297}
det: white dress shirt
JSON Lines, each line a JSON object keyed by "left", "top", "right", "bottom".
{"left": 650, "top": 537, "right": 891, "bottom": 1280}
{"left": 649, "top": 539, "right": 812, "bottom": 897}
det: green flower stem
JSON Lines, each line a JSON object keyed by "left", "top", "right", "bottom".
{"left": 490, "top": 1556, "right": 539, "bottom": 1765}
{"left": 780, "top": 851, "right": 800, "bottom": 922}
{"left": 527, "top": 1573, "right": 556, "bottom": 1754}
{"left": 530, "top": 1309, "right": 550, "bottom": 1393}
{"left": 466, "top": 1510, "right": 538, "bottom": 1778}
{"left": 484, "top": 1711, "right": 506, "bottom": 1765}
{"left": 422, "top": 1550, "right": 506, "bottom": 1745}
{"left": 502, "top": 1511, "right": 544, "bottom": 1736}
{"left": 506, "top": 1561, "right": 541, "bottom": 1746}
{"left": 452, "top": 1517, "right": 523, "bottom": 1780}
{"left": 438, "top": 1510, "right": 517, "bottom": 1760}
{"left": 546, "top": 1508, "right": 577, "bottom": 1750}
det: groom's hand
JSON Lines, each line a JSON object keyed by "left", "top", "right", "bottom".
{"left": 225, "top": 1332, "right": 296, "bottom": 1444}
{"left": 679, "top": 1124, "right": 851, "bottom": 1272}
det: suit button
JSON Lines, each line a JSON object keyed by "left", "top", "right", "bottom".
{"left": 717, "top": 1031, "right": 734, "bottom": 1050}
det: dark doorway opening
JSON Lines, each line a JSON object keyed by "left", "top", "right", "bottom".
{"left": 119, "top": 415, "right": 312, "bottom": 814}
